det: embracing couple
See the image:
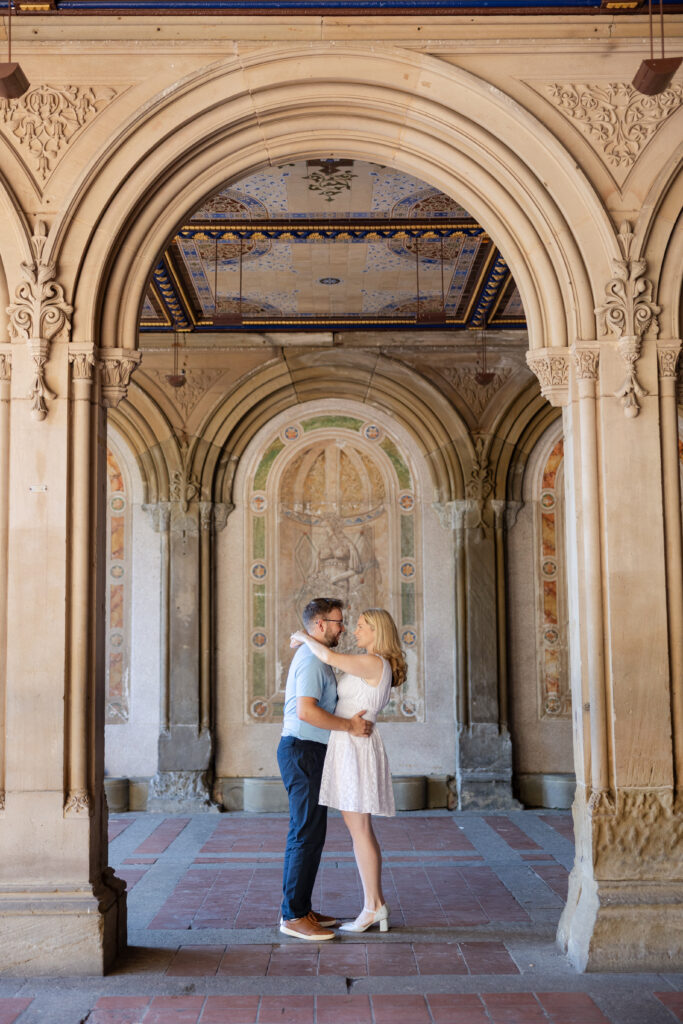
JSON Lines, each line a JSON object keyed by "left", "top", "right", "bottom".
{"left": 277, "top": 597, "right": 407, "bottom": 941}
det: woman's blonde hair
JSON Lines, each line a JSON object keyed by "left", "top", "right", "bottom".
{"left": 361, "top": 608, "right": 407, "bottom": 688}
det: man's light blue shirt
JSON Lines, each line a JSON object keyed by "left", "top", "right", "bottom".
{"left": 281, "top": 645, "right": 337, "bottom": 744}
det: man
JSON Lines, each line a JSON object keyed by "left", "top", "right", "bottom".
{"left": 277, "top": 597, "right": 373, "bottom": 941}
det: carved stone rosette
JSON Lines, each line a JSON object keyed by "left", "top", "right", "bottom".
{"left": 526, "top": 347, "right": 570, "bottom": 406}
{"left": 595, "top": 222, "right": 661, "bottom": 418}
{"left": 98, "top": 349, "right": 142, "bottom": 408}
{"left": 6, "top": 220, "right": 73, "bottom": 421}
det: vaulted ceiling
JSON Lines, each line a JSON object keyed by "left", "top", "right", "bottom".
{"left": 140, "top": 160, "right": 526, "bottom": 335}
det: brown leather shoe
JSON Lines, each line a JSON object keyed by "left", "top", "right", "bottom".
{"left": 280, "top": 914, "right": 336, "bottom": 940}
{"left": 310, "top": 910, "right": 338, "bottom": 927}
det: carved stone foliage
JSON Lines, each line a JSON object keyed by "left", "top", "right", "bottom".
{"left": 596, "top": 222, "right": 660, "bottom": 418}
{"left": 0, "top": 85, "right": 117, "bottom": 184}
{"left": 544, "top": 82, "right": 683, "bottom": 182}
{"left": 591, "top": 788, "right": 682, "bottom": 880}
{"left": 6, "top": 220, "right": 72, "bottom": 420}
{"left": 0, "top": 352, "right": 10, "bottom": 382}
{"left": 525, "top": 348, "right": 570, "bottom": 406}
{"left": 98, "top": 349, "right": 142, "bottom": 408}
{"left": 657, "top": 343, "right": 681, "bottom": 379}
{"left": 573, "top": 347, "right": 600, "bottom": 381}
{"left": 438, "top": 366, "right": 513, "bottom": 420}
{"left": 64, "top": 789, "right": 91, "bottom": 816}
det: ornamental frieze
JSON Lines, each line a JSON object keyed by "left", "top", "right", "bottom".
{"left": 590, "top": 788, "right": 682, "bottom": 880}
{"left": 540, "top": 82, "right": 683, "bottom": 183}
{"left": 0, "top": 85, "right": 117, "bottom": 186}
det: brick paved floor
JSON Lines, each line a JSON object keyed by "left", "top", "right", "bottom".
{"left": 0, "top": 811, "right": 680, "bottom": 1023}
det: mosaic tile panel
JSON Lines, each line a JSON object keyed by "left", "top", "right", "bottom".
{"left": 536, "top": 440, "right": 569, "bottom": 718}
{"left": 246, "top": 418, "right": 423, "bottom": 722}
{"left": 106, "top": 446, "right": 130, "bottom": 724}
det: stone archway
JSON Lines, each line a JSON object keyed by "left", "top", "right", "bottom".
{"left": 0, "top": 43, "right": 680, "bottom": 976}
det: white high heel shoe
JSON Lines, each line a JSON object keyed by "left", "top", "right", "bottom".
{"left": 339, "top": 904, "right": 390, "bottom": 933}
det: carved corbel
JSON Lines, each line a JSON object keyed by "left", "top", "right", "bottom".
{"left": 6, "top": 220, "right": 73, "bottom": 421}
{"left": 595, "top": 222, "right": 661, "bottom": 418}
{"left": 142, "top": 501, "right": 171, "bottom": 533}
{"left": 213, "top": 502, "right": 234, "bottom": 533}
{"left": 98, "top": 348, "right": 142, "bottom": 408}
{"left": 525, "top": 348, "right": 570, "bottom": 406}
{"left": 656, "top": 341, "right": 681, "bottom": 380}
{"left": 0, "top": 349, "right": 10, "bottom": 397}
{"left": 573, "top": 346, "right": 600, "bottom": 382}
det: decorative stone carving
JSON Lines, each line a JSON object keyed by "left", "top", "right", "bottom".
{"left": 199, "top": 501, "right": 213, "bottom": 531}
{"left": 64, "top": 789, "right": 91, "bottom": 816}
{"left": 6, "top": 220, "right": 72, "bottom": 420}
{"left": 0, "top": 352, "right": 10, "bottom": 382}
{"left": 590, "top": 788, "right": 682, "bottom": 880}
{"left": 596, "top": 222, "right": 660, "bottom": 418}
{"left": 465, "top": 435, "right": 494, "bottom": 531}
{"left": 0, "top": 85, "right": 117, "bottom": 184}
{"left": 573, "top": 347, "right": 600, "bottom": 381}
{"left": 98, "top": 349, "right": 142, "bottom": 408}
{"left": 657, "top": 342, "right": 681, "bottom": 379}
{"left": 148, "top": 368, "right": 224, "bottom": 421}
{"left": 142, "top": 501, "right": 171, "bottom": 532}
{"left": 69, "top": 346, "right": 95, "bottom": 382}
{"left": 439, "top": 366, "right": 513, "bottom": 419}
{"left": 147, "top": 769, "right": 215, "bottom": 813}
{"left": 525, "top": 348, "right": 570, "bottom": 406}
{"left": 213, "top": 502, "right": 233, "bottom": 533}
{"left": 544, "top": 83, "right": 683, "bottom": 178}
{"left": 170, "top": 465, "right": 200, "bottom": 513}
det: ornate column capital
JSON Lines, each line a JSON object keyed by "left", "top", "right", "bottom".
{"left": 526, "top": 347, "right": 570, "bottom": 406}
{"left": 6, "top": 221, "right": 73, "bottom": 421}
{"left": 433, "top": 498, "right": 478, "bottom": 531}
{"left": 213, "top": 502, "right": 234, "bottom": 533}
{"left": 491, "top": 498, "right": 523, "bottom": 531}
{"left": 656, "top": 340, "right": 682, "bottom": 380}
{"left": 596, "top": 222, "right": 660, "bottom": 418}
{"left": 0, "top": 348, "right": 11, "bottom": 391}
{"left": 69, "top": 342, "right": 96, "bottom": 388}
{"left": 97, "top": 348, "right": 142, "bottom": 408}
{"left": 572, "top": 344, "right": 600, "bottom": 382}
{"left": 143, "top": 501, "right": 172, "bottom": 533}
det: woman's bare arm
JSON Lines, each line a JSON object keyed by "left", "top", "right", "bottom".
{"left": 290, "top": 632, "right": 383, "bottom": 686}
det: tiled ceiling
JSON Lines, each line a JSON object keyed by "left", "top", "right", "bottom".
{"left": 141, "top": 160, "right": 526, "bottom": 333}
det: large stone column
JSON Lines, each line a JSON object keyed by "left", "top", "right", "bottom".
{"left": 436, "top": 481, "right": 520, "bottom": 810}
{"left": 528, "top": 224, "right": 683, "bottom": 971}
{"left": 145, "top": 489, "right": 230, "bottom": 812}
{"left": 0, "top": 224, "right": 138, "bottom": 975}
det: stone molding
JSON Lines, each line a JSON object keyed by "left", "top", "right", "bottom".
{"left": 6, "top": 221, "right": 73, "bottom": 421}
{"left": 543, "top": 82, "right": 683, "bottom": 181}
{"left": 589, "top": 788, "right": 682, "bottom": 880}
{"left": 525, "top": 347, "right": 570, "bottom": 406}
{"left": 98, "top": 349, "right": 142, "bottom": 408}
{"left": 0, "top": 85, "right": 117, "bottom": 186}
{"left": 596, "top": 222, "right": 661, "bottom": 418}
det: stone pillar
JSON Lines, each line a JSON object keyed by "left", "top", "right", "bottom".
{"left": 528, "top": 224, "right": 683, "bottom": 971}
{"left": 145, "top": 491, "right": 230, "bottom": 812}
{"left": 436, "top": 488, "right": 519, "bottom": 810}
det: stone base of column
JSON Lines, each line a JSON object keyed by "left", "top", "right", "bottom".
{"left": 451, "top": 724, "right": 521, "bottom": 810}
{"left": 147, "top": 770, "right": 219, "bottom": 814}
{"left": 558, "top": 869, "right": 683, "bottom": 971}
{"left": 0, "top": 872, "right": 126, "bottom": 976}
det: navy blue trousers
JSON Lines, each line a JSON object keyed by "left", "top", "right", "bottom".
{"left": 277, "top": 735, "right": 328, "bottom": 921}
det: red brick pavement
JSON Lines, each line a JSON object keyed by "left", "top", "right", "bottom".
{"left": 656, "top": 992, "right": 683, "bottom": 1021}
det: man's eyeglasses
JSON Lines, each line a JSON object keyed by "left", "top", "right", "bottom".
{"left": 319, "top": 618, "right": 344, "bottom": 624}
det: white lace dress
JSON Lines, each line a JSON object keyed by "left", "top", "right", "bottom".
{"left": 319, "top": 657, "right": 395, "bottom": 816}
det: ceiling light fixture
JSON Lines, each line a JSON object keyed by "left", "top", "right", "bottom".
{"left": 167, "top": 330, "right": 187, "bottom": 388}
{"left": 0, "top": 0, "right": 30, "bottom": 100}
{"left": 632, "top": 0, "right": 681, "bottom": 95}
{"left": 474, "top": 317, "right": 495, "bottom": 387}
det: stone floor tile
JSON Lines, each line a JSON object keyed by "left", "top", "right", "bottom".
{"left": 315, "top": 995, "right": 373, "bottom": 1023}
{"left": 0, "top": 1000, "right": 33, "bottom": 1024}
{"left": 426, "top": 994, "right": 490, "bottom": 1024}
{"left": 257, "top": 995, "right": 314, "bottom": 1023}
{"left": 371, "top": 994, "right": 431, "bottom": 1023}
{"left": 90, "top": 997, "right": 152, "bottom": 1024}
{"left": 480, "top": 993, "right": 546, "bottom": 1023}
{"left": 317, "top": 943, "right": 368, "bottom": 976}
{"left": 135, "top": 818, "right": 191, "bottom": 856}
{"left": 366, "top": 941, "right": 417, "bottom": 976}
{"left": 142, "top": 995, "right": 205, "bottom": 1024}
{"left": 199, "top": 996, "right": 260, "bottom": 1024}
{"left": 655, "top": 992, "right": 683, "bottom": 1022}
{"left": 484, "top": 816, "right": 542, "bottom": 851}
{"left": 538, "top": 814, "right": 574, "bottom": 842}
{"left": 109, "top": 818, "right": 136, "bottom": 842}
{"left": 535, "top": 992, "right": 611, "bottom": 1023}
{"left": 531, "top": 863, "right": 569, "bottom": 901}
{"left": 217, "top": 945, "right": 272, "bottom": 976}
{"left": 118, "top": 867, "right": 149, "bottom": 891}
{"left": 412, "top": 942, "right": 468, "bottom": 975}
{"left": 165, "top": 946, "right": 225, "bottom": 976}
{"left": 458, "top": 942, "right": 519, "bottom": 975}
{"left": 267, "top": 945, "right": 319, "bottom": 976}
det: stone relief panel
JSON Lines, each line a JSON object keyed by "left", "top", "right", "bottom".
{"left": 246, "top": 415, "right": 423, "bottom": 723}
{"left": 0, "top": 85, "right": 117, "bottom": 187}
{"left": 105, "top": 445, "right": 131, "bottom": 724}
{"left": 538, "top": 82, "right": 683, "bottom": 185}
{"left": 535, "top": 438, "right": 570, "bottom": 718}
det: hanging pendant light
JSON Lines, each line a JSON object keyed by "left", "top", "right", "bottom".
{"left": 167, "top": 330, "right": 186, "bottom": 389}
{"left": 632, "top": 0, "right": 681, "bottom": 95}
{"left": 474, "top": 317, "right": 495, "bottom": 387}
{"left": 0, "top": 0, "right": 30, "bottom": 100}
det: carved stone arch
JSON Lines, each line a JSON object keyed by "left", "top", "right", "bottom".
{"left": 0, "top": 176, "right": 33, "bottom": 301}
{"left": 48, "top": 45, "right": 615, "bottom": 356}
{"left": 654, "top": 187, "right": 683, "bottom": 341}
{"left": 486, "top": 379, "right": 561, "bottom": 504}
{"left": 108, "top": 382, "right": 176, "bottom": 504}
{"left": 188, "top": 352, "right": 471, "bottom": 509}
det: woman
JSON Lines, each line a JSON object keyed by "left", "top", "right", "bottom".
{"left": 290, "top": 607, "right": 407, "bottom": 933}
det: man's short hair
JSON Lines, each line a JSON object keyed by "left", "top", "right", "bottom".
{"left": 302, "top": 597, "right": 344, "bottom": 630}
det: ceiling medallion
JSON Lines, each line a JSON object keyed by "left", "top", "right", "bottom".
{"left": 319, "top": 278, "right": 341, "bottom": 285}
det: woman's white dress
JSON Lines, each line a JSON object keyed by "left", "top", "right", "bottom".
{"left": 319, "top": 657, "right": 395, "bottom": 816}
